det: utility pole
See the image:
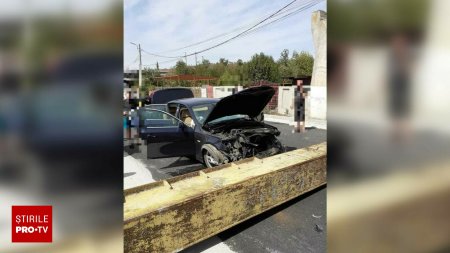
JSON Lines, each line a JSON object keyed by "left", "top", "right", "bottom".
{"left": 184, "top": 52, "right": 187, "bottom": 65}
{"left": 130, "top": 42, "right": 142, "bottom": 99}
{"left": 138, "top": 43, "right": 142, "bottom": 99}
{"left": 195, "top": 53, "right": 198, "bottom": 66}
{"left": 156, "top": 62, "right": 159, "bottom": 87}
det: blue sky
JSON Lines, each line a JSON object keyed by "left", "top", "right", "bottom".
{"left": 124, "top": 0, "right": 326, "bottom": 70}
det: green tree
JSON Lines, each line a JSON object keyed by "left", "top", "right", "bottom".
{"left": 278, "top": 49, "right": 292, "bottom": 78}
{"left": 279, "top": 49, "right": 289, "bottom": 66}
{"left": 202, "top": 59, "right": 211, "bottom": 65}
{"left": 141, "top": 68, "right": 158, "bottom": 92}
{"left": 246, "top": 53, "right": 280, "bottom": 82}
{"left": 174, "top": 60, "right": 191, "bottom": 75}
{"left": 219, "top": 58, "right": 229, "bottom": 66}
{"left": 209, "top": 61, "right": 226, "bottom": 78}
{"left": 289, "top": 51, "right": 314, "bottom": 77}
{"left": 193, "top": 59, "right": 210, "bottom": 76}
{"left": 219, "top": 70, "right": 240, "bottom": 85}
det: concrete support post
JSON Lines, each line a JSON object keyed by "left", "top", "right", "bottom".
{"left": 310, "top": 10, "right": 327, "bottom": 120}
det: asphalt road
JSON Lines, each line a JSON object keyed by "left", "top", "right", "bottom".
{"left": 124, "top": 122, "right": 327, "bottom": 253}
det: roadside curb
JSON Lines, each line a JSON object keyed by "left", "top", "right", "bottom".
{"left": 264, "top": 114, "right": 327, "bottom": 130}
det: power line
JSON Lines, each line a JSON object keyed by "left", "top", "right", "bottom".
{"left": 139, "top": 0, "right": 322, "bottom": 68}
{"left": 182, "top": 0, "right": 299, "bottom": 57}
{"left": 157, "top": 0, "right": 315, "bottom": 54}
{"left": 140, "top": 0, "right": 299, "bottom": 59}
{"left": 142, "top": 58, "right": 182, "bottom": 67}
{"left": 141, "top": 48, "right": 180, "bottom": 59}
{"left": 158, "top": 23, "right": 251, "bottom": 54}
{"left": 238, "top": 0, "right": 322, "bottom": 40}
{"left": 125, "top": 54, "right": 139, "bottom": 68}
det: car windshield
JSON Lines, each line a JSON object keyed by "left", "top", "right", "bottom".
{"left": 192, "top": 103, "right": 249, "bottom": 125}
{"left": 192, "top": 103, "right": 216, "bottom": 124}
{"left": 208, "top": 114, "right": 248, "bottom": 125}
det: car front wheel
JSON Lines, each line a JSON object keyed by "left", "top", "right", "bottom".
{"left": 202, "top": 144, "right": 225, "bottom": 168}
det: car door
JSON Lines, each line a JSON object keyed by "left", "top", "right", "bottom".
{"left": 138, "top": 108, "right": 195, "bottom": 159}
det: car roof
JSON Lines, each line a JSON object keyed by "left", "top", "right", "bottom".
{"left": 150, "top": 88, "right": 194, "bottom": 104}
{"left": 169, "top": 97, "right": 219, "bottom": 106}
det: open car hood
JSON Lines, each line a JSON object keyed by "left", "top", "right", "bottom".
{"left": 203, "top": 86, "right": 275, "bottom": 126}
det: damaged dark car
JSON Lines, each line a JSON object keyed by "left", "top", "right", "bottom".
{"left": 138, "top": 86, "right": 284, "bottom": 168}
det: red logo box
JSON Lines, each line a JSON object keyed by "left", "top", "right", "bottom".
{"left": 12, "top": 206, "right": 52, "bottom": 243}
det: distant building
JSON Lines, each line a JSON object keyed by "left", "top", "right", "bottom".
{"left": 124, "top": 68, "right": 171, "bottom": 83}
{"left": 124, "top": 68, "right": 172, "bottom": 93}
{"left": 123, "top": 82, "right": 139, "bottom": 99}
{"left": 158, "top": 68, "right": 170, "bottom": 76}
{"left": 124, "top": 69, "right": 138, "bottom": 87}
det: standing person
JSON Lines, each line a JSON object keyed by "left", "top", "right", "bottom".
{"left": 142, "top": 90, "right": 152, "bottom": 106}
{"left": 123, "top": 91, "right": 132, "bottom": 142}
{"left": 388, "top": 33, "right": 412, "bottom": 143}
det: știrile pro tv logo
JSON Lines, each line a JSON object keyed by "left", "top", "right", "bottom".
{"left": 12, "top": 206, "right": 52, "bottom": 243}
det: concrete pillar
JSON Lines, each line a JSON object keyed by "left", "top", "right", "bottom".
{"left": 310, "top": 10, "right": 327, "bottom": 120}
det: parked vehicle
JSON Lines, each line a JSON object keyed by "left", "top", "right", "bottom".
{"left": 149, "top": 88, "right": 194, "bottom": 104}
{"left": 138, "top": 86, "right": 284, "bottom": 168}
{"left": 143, "top": 88, "right": 194, "bottom": 111}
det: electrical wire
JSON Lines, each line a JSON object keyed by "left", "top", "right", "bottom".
{"left": 238, "top": 0, "right": 322, "bottom": 40}
{"left": 139, "top": 0, "right": 322, "bottom": 67}
{"left": 142, "top": 58, "right": 182, "bottom": 67}
{"left": 182, "top": 0, "right": 299, "bottom": 57}
{"left": 140, "top": 0, "right": 299, "bottom": 59}
{"left": 124, "top": 54, "right": 139, "bottom": 69}
{"left": 157, "top": 0, "right": 315, "bottom": 54}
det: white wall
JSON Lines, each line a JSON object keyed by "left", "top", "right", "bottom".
{"left": 278, "top": 86, "right": 295, "bottom": 116}
{"left": 200, "top": 88, "right": 207, "bottom": 98}
{"left": 124, "top": 87, "right": 139, "bottom": 99}
{"left": 309, "top": 86, "right": 327, "bottom": 120}
{"left": 212, "top": 86, "right": 243, "bottom": 98}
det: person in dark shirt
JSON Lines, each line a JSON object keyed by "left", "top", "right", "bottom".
{"left": 388, "top": 33, "right": 412, "bottom": 142}
{"left": 142, "top": 94, "right": 152, "bottom": 106}
{"left": 123, "top": 92, "right": 132, "bottom": 141}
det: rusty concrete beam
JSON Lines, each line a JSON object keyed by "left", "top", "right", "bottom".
{"left": 124, "top": 143, "right": 327, "bottom": 253}
{"left": 328, "top": 166, "right": 450, "bottom": 253}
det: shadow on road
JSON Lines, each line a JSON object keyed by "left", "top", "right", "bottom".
{"left": 217, "top": 185, "right": 326, "bottom": 241}
{"left": 285, "top": 146, "right": 297, "bottom": 152}
{"left": 181, "top": 185, "right": 327, "bottom": 253}
{"left": 124, "top": 143, "right": 141, "bottom": 156}
{"left": 160, "top": 157, "right": 201, "bottom": 169}
{"left": 159, "top": 157, "right": 205, "bottom": 177}
{"left": 166, "top": 165, "right": 205, "bottom": 177}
